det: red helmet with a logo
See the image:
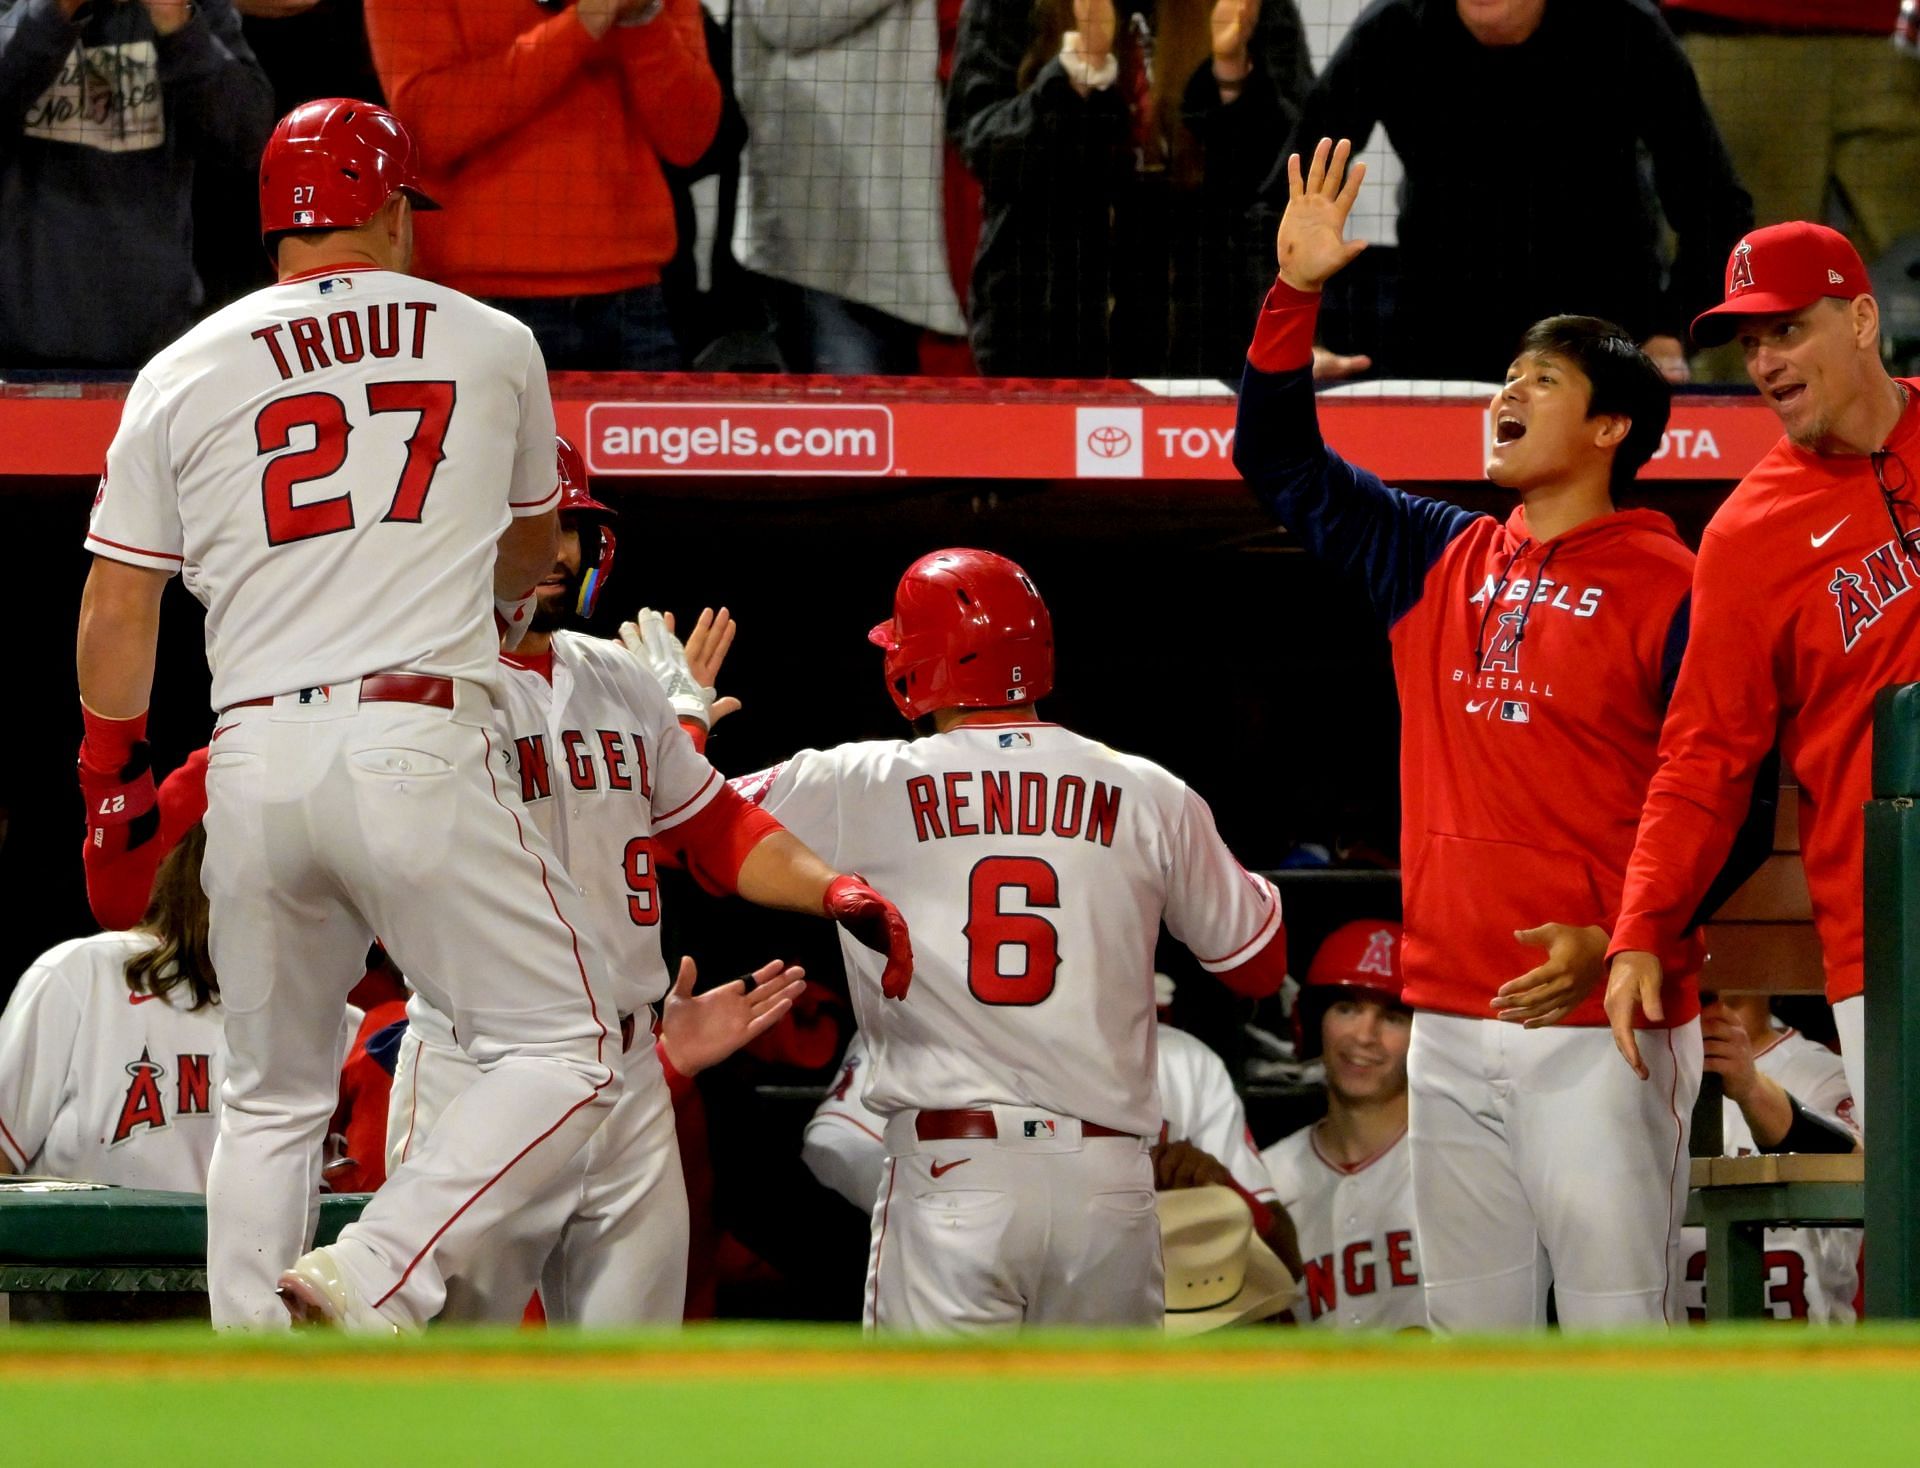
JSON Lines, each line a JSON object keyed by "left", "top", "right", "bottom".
{"left": 1293, "top": 919, "right": 1406, "bottom": 1059}
{"left": 868, "top": 549, "right": 1054, "bottom": 720}
{"left": 258, "top": 98, "right": 439, "bottom": 241}
{"left": 555, "top": 436, "right": 618, "bottom": 618}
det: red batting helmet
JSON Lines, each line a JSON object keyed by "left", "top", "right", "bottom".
{"left": 868, "top": 549, "right": 1054, "bottom": 720}
{"left": 1292, "top": 920, "right": 1406, "bottom": 1060}
{"left": 556, "top": 436, "right": 618, "bottom": 618}
{"left": 258, "top": 98, "right": 439, "bottom": 242}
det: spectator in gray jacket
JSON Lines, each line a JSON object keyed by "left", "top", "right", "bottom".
{"left": 733, "top": 0, "right": 967, "bottom": 373}
{"left": 0, "top": 0, "right": 273, "bottom": 370}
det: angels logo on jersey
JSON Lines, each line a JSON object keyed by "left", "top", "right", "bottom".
{"left": 1480, "top": 608, "right": 1527, "bottom": 674}
{"left": 1829, "top": 544, "right": 1913, "bottom": 653}
{"left": 109, "top": 1046, "right": 213, "bottom": 1145}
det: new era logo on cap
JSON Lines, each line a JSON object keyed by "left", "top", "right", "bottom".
{"left": 1829, "top": 269, "right": 1845, "bottom": 284}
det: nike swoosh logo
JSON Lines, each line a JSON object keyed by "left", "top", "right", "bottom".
{"left": 1812, "top": 516, "right": 1851, "bottom": 548}
{"left": 129, "top": 992, "right": 159, "bottom": 1005}
{"left": 929, "top": 1158, "right": 972, "bottom": 1177}
{"left": 1465, "top": 700, "right": 1488, "bottom": 714}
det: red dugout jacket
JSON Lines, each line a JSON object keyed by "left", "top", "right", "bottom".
{"left": 1613, "top": 384, "right": 1920, "bottom": 1004}
{"left": 1235, "top": 280, "right": 1705, "bottom": 1026}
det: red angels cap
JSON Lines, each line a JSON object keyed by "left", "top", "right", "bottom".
{"left": 1692, "top": 222, "right": 1869, "bottom": 348}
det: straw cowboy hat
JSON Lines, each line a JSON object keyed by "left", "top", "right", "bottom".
{"left": 1159, "top": 1185, "right": 1297, "bottom": 1336}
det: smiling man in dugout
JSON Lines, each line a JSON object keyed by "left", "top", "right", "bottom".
{"left": 1233, "top": 138, "right": 1769, "bottom": 1331}
{"left": 1608, "top": 221, "right": 1920, "bottom": 1129}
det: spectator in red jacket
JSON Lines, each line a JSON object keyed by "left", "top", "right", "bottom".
{"left": 1234, "top": 140, "right": 1766, "bottom": 1332}
{"left": 365, "top": 0, "right": 720, "bottom": 368}
{"left": 1608, "top": 222, "right": 1920, "bottom": 1129}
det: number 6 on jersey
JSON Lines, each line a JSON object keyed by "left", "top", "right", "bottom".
{"left": 964, "top": 856, "right": 1060, "bottom": 1005}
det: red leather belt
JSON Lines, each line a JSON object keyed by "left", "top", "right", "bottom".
{"left": 914, "top": 1108, "right": 1136, "bottom": 1141}
{"left": 224, "top": 673, "right": 455, "bottom": 714}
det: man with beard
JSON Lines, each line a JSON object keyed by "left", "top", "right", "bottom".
{"left": 1261, "top": 920, "right": 1422, "bottom": 1330}
{"left": 384, "top": 436, "right": 912, "bottom": 1324}
{"left": 1608, "top": 222, "right": 1920, "bottom": 1127}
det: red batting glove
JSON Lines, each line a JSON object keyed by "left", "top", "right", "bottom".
{"left": 824, "top": 874, "right": 913, "bottom": 1000}
{"left": 78, "top": 707, "right": 159, "bottom": 857}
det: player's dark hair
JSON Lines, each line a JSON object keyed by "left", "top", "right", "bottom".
{"left": 125, "top": 823, "right": 218, "bottom": 1011}
{"left": 1516, "top": 316, "right": 1672, "bottom": 490}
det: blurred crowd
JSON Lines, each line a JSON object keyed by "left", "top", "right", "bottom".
{"left": 3, "top": 0, "right": 1919, "bottom": 382}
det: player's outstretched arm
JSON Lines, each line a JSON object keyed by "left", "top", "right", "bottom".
{"left": 1234, "top": 139, "right": 1476, "bottom": 627}
{"left": 659, "top": 955, "right": 806, "bottom": 1079}
{"left": 731, "top": 833, "right": 915, "bottom": 1000}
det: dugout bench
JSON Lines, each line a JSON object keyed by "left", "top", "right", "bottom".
{"left": 0, "top": 1183, "right": 368, "bottom": 1323}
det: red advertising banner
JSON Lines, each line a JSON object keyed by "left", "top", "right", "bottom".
{"left": 1, "top": 375, "right": 1782, "bottom": 485}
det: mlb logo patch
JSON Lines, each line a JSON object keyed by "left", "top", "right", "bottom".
{"left": 292, "top": 209, "right": 315, "bottom": 226}
{"left": 1499, "top": 701, "right": 1530, "bottom": 723}
{"left": 298, "top": 685, "right": 332, "bottom": 706}
{"left": 318, "top": 276, "right": 354, "bottom": 295}
{"left": 998, "top": 731, "right": 1032, "bottom": 749}
{"left": 1022, "top": 1119, "right": 1057, "bottom": 1139}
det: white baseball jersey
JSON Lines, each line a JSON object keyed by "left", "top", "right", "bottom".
{"left": 1262, "top": 1121, "right": 1424, "bottom": 1330}
{"left": 85, "top": 264, "right": 558, "bottom": 709}
{"left": 805, "top": 1023, "right": 1275, "bottom": 1209}
{"left": 737, "top": 720, "right": 1283, "bottom": 1137}
{"left": 1681, "top": 1027, "right": 1861, "bottom": 1324}
{"left": 0, "top": 933, "right": 225, "bottom": 1191}
{"left": 392, "top": 631, "right": 716, "bottom": 1323}
{"left": 405, "top": 626, "right": 721, "bottom": 1047}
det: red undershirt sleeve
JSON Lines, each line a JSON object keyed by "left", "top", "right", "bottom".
{"left": 659, "top": 781, "right": 783, "bottom": 896}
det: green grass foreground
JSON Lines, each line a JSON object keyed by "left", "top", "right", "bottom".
{"left": 3, "top": 1324, "right": 1918, "bottom": 1466}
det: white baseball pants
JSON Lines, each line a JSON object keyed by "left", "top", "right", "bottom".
{"left": 865, "top": 1110, "right": 1162, "bottom": 1334}
{"left": 387, "top": 1015, "right": 689, "bottom": 1325}
{"left": 1407, "top": 1011, "right": 1701, "bottom": 1332}
{"left": 201, "top": 685, "right": 620, "bottom": 1329}
{"left": 1833, "top": 995, "right": 1864, "bottom": 1132}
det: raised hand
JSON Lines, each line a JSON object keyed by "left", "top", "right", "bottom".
{"left": 664, "top": 607, "right": 742, "bottom": 726}
{"left": 1066, "top": 0, "right": 1118, "bottom": 71}
{"left": 1211, "top": 0, "right": 1257, "bottom": 76}
{"left": 1276, "top": 136, "right": 1369, "bottom": 293}
{"left": 620, "top": 608, "right": 728, "bottom": 731}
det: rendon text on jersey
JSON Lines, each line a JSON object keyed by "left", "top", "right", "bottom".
{"left": 905, "top": 771, "right": 1121, "bottom": 847}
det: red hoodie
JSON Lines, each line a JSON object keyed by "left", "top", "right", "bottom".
{"left": 1613, "top": 383, "right": 1920, "bottom": 1004}
{"left": 1235, "top": 281, "right": 1703, "bottom": 1026}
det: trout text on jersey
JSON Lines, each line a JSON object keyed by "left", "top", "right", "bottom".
{"left": 251, "top": 301, "right": 438, "bottom": 380}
